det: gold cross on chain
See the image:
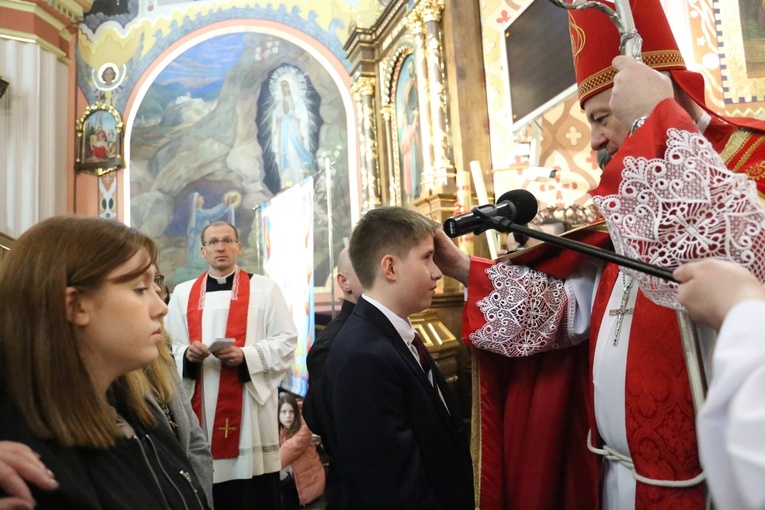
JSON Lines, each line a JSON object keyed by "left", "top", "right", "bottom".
{"left": 218, "top": 418, "right": 237, "bottom": 438}
{"left": 609, "top": 277, "right": 635, "bottom": 346}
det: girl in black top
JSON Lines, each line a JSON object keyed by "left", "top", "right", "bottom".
{"left": 0, "top": 216, "right": 209, "bottom": 509}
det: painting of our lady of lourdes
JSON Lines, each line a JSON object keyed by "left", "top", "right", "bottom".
{"left": 261, "top": 66, "right": 320, "bottom": 189}
{"left": 128, "top": 32, "right": 348, "bottom": 289}
{"left": 257, "top": 65, "right": 321, "bottom": 191}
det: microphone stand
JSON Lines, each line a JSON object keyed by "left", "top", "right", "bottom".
{"left": 487, "top": 216, "right": 677, "bottom": 282}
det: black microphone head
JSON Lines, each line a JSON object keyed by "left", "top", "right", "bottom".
{"left": 496, "top": 189, "right": 538, "bottom": 225}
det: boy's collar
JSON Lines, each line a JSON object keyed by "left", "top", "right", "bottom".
{"left": 361, "top": 295, "right": 415, "bottom": 343}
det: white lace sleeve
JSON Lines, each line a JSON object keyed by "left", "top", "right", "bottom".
{"left": 469, "top": 262, "right": 595, "bottom": 358}
{"left": 594, "top": 128, "right": 765, "bottom": 309}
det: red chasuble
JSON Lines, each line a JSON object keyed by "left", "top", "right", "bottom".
{"left": 187, "top": 269, "right": 250, "bottom": 459}
{"left": 465, "top": 228, "right": 608, "bottom": 510}
{"left": 467, "top": 99, "right": 765, "bottom": 509}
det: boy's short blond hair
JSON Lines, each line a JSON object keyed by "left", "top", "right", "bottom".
{"left": 349, "top": 206, "right": 440, "bottom": 289}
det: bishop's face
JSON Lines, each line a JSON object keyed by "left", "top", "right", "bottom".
{"left": 583, "top": 89, "right": 631, "bottom": 162}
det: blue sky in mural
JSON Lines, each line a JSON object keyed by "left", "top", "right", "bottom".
{"left": 155, "top": 33, "right": 247, "bottom": 96}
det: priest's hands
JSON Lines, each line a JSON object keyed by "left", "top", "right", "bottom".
{"left": 433, "top": 229, "right": 470, "bottom": 285}
{"left": 0, "top": 441, "right": 58, "bottom": 510}
{"left": 674, "top": 259, "right": 765, "bottom": 330}
{"left": 216, "top": 346, "right": 244, "bottom": 367}
{"left": 610, "top": 56, "right": 673, "bottom": 130}
{"left": 186, "top": 341, "right": 243, "bottom": 367}
{"left": 186, "top": 341, "right": 211, "bottom": 363}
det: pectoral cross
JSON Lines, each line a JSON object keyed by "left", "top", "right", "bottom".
{"left": 218, "top": 418, "right": 237, "bottom": 438}
{"left": 609, "top": 277, "right": 635, "bottom": 346}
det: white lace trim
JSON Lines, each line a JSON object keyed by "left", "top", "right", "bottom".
{"left": 594, "top": 128, "right": 765, "bottom": 309}
{"left": 469, "top": 263, "right": 573, "bottom": 357}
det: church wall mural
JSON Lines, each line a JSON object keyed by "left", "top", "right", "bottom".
{"left": 128, "top": 29, "right": 348, "bottom": 289}
{"left": 75, "top": 0, "right": 382, "bottom": 290}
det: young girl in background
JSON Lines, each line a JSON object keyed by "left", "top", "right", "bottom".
{"left": 0, "top": 216, "right": 209, "bottom": 509}
{"left": 278, "top": 392, "right": 325, "bottom": 508}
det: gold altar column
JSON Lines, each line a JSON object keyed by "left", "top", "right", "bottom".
{"left": 351, "top": 76, "right": 381, "bottom": 213}
{"left": 455, "top": 166, "right": 475, "bottom": 256}
{"left": 419, "top": 0, "right": 454, "bottom": 195}
{"left": 405, "top": 10, "right": 435, "bottom": 196}
{"left": 380, "top": 104, "right": 400, "bottom": 205}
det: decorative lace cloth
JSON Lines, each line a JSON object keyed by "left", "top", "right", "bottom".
{"left": 594, "top": 128, "right": 765, "bottom": 309}
{"left": 469, "top": 263, "right": 576, "bottom": 357}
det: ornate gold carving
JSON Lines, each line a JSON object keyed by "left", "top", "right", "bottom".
{"left": 418, "top": 0, "right": 445, "bottom": 24}
{"left": 381, "top": 45, "right": 415, "bottom": 106}
{"left": 422, "top": 21, "right": 454, "bottom": 189}
{"left": 356, "top": 93, "right": 381, "bottom": 211}
{"left": 380, "top": 104, "right": 393, "bottom": 121}
{"left": 367, "top": 113, "right": 382, "bottom": 208}
{"left": 388, "top": 100, "right": 403, "bottom": 206}
{"left": 405, "top": 10, "right": 424, "bottom": 35}
{"left": 382, "top": 18, "right": 408, "bottom": 50}
{"left": 351, "top": 76, "right": 375, "bottom": 100}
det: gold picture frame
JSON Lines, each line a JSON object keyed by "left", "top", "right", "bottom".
{"left": 392, "top": 50, "right": 424, "bottom": 205}
{"left": 75, "top": 102, "right": 124, "bottom": 176}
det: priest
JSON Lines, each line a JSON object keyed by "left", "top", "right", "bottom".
{"left": 166, "top": 220, "right": 297, "bottom": 510}
{"left": 434, "top": 1, "right": 765, "bottom": 509}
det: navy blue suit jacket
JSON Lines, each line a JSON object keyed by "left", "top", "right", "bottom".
{"left": 321, "top": 298, "right": 474, "bottom": 510}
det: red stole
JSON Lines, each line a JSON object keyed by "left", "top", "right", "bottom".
{"left": 187, "top": 269, "right": 250, "bottom": 459}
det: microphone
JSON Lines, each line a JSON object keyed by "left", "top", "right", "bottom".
{"left": 443, "top": 189, "right": 538, "bottom": 238}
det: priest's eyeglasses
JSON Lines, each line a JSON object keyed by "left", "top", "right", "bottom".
{"left": 203, "top": 238, "right": 239, "bottom": 247}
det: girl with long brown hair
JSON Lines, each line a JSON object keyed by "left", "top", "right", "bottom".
{"left": 0, "top": 216, "right": 209, "bottom": 509}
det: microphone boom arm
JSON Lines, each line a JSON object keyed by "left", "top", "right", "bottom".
{"left": 489, "top": 216, "right": 677, "bottom": 282}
